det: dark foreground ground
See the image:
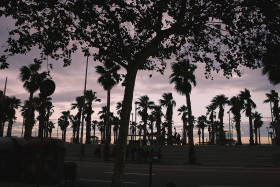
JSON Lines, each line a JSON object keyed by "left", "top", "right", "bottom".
{"left": 1, "top": 161, "right": 280, "bottom": 187}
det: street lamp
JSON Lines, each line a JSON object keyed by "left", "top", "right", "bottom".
{"left": 227, "top": 111, "right": 231, "bottom": 139}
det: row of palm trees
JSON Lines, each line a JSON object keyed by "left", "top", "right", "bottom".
{"left": 1, "top": 59, "right": 279, "bottom": 148}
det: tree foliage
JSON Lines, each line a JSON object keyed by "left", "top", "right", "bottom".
{"left": 1, "top": 0, "right": 279, "bottom": 79}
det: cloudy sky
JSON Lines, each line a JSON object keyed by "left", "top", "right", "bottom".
{"left": 0, "top": 17, "right": 279, "bottom": 144}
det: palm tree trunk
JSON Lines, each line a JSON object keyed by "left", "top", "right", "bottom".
{"left": 24, "top": 92, "right": 35, "bottom": 140}
{"left": 254, "top": 128, "right": 258, "bottom": 145}
{"left": 104, "top": 89, "right": 111, "bottom": 161}
{"left": 76, "top": 113, "right": 81, "bottom": 143}
{"left": 182, "top": 119, "right": 186, "bottom": 145}
{"left": 166, "top": 107, "right": 173, "bottom": 145}
{"left": 143, "top": 119, "right": 147, "bottom": 145}
{"left": 112, "top": 67, "right": 137, "bottom": 187}
{"left": 0, "top": 122, "right": 5, "bottom": 137}
{"left": 186, "top": 92, "right": 196, "bottom": 164}
{"left": 249, "top": 113, "right": 254, "bottom": 145}
{"left": 236, "top": 119, "right": 242, "bottom": 145}
{"left": 258, "top": 128, "right": 261, "bottom": 144}
{"left": 218, "top": 108, "right": 225, "bottom": 144}
{"left": 269, "top": 101, "right": 275, "bottom": 138}
{"left": 202, "top": 128, "right": 205, "bottom": 145}
{"left": 211, "top": 115, "right": 215, "bottom": 144}
{"left": 7, "top": 120, "right": 12, "bottom": 137}
{"left": 198, "top": 129, "right": 201, "bottom": 145}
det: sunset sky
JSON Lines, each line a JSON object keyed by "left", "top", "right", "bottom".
{"left": 0, "top": 16, "right": 279, "bottom": 143}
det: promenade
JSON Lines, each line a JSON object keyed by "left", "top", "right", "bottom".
{"left": 65, "top": 144, "right": 280, "bottom": 167}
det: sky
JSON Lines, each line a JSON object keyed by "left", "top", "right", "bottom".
{"left": 0, "top": 16, "right": 279, "bottom": 144}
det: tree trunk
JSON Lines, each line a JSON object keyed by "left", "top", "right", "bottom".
{"left": 6, "top": 120, "right": 12, "bottom": 137}
{"left": 211, "top": 114, "right": 215, "bottom": 144}
{"left": 156, "top": 118, "right": 161, "bottom": 144}
{"left": 258, "top": 128, "right": 261, "bottom": 144}
{"left": 112, "top": 67, "right": 137, "bottom": 187}
{"left": 202, "top": 128, "right": 205, "bottom": 145}
{"left": 254, "top": 128, "right": 258, "bottom": 145}
{"left": 38, "top": 99, "right": 46, "bottom": 138}
{"left": 76, "top": 112, "right": 81, "bottom": 143}
{"left": 236, "top": 118, "right": 242, "bottom": 145}
{"left": 166, "top": 106, "right": 173, "bottom": 145}
{"left": 143, "top": 115, "right": 147, "bottom": 145}
{"left": 0, "top": 122, "right": 5, "bottom": 137}
{"left": 104, "top": 89, "right": 111, "bottom": 161}
{"left": 248, "top": 109, "right": 254, "bottom": 145}
{"left": 198, "top": 129, "right": 201, "bottom": 145}
{"left": 86, "top": 106, "right": 92, "bottom": 144}
{"left": 182, "top": 118, "right": 186, "bottom": 145}
{"left": 186, "top": 92, "right": 196, "bottom": 164}
{"left": 218, "top": 107, "right": 225, "bottom": 144}
{"left": 24, "top": 92, "right": 35, "bottom": 140}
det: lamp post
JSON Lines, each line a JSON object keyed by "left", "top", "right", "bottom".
{"left": 131, "top": 112, "right": 133, "bottom": 138}
{"left": 80, "top": 55, "right": 89, "bottom": 144}
{"left": 227, "top": 111, "right": 231, "bottom": 139}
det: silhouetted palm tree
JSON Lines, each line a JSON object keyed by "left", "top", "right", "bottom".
{"left": 92, "top": 120, "right": 98, "bottom": 143}
{"left": 206, "top": 104, "right": 216, "bottom": 144}
{"left": 229, "top": 96, "right": 244, "bottom": 145}
{"left": 19, "top": 63, "right": 47, "bottom": 139}
{"left": 116, "top": 101, "right": 122, "bottom": 117}
{"left": 137, "top": 122, "right": 144, "bottom": 140}
{"left": 97, "top": 121, "right": 105, "bottom": 143}
{"left": 197, "top": 115, "right": 207, "bottom": 145}
{"left": 211, "top": 94, "right": 229, "bottom": 143}
{"left": 151, "top": 105, "right": 163, "bottom": 144}
{"left": 239, "top": 89, "right": 256, "bottom": 145}
{"left": 135, "top": 95, "right": 155, "bottom": 145}
{"left": 178, "top": 105, "right": 188, "bottom": 145}
{"left": 147, "top": 113, "right": 156, "bottom": 142}
{"left": 252, "top": 111, "right": 263, "bottom": 145}
{"left": 98, "top": 106, "right": 111, "bottom": 144}
{"left": 58, "top": 110, "right": 71, "bottom": 142}
{"left": 130, "top": 121, "right": 137, "bottom": 141}
{"left": 84, "top": 90, "right": 100, "bottom": 144}
{"left": 47, "top": 121, "right": 55, "bottom": 137}
{"left": 70, "top": 115, "right": 80, "bottom": 142}
{"left": 34, "top": 94, "right": 53, "bottom": 138}
{"left": 71, "top": 96, "right": 84, "bottom": 143}
{"left": 170, "top": 59, "right": 196, "bottom": 163}
{"left": 159, "top": 93, "right": 176, "bottom": 145}
{"left": 264, "top": 90, "right": 280, "bottom": 143}
{"left": 6, "top": 96, "right": 21, "bottom": 137}
{"left": 96, "top": 60, "right": 120, "bottom": 160}
{"left": 112, "top": 116, "right": 120, "bottom": 144}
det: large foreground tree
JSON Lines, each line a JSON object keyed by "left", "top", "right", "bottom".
{"left": 1, "top": 1, "right": 280, "bottom": 186}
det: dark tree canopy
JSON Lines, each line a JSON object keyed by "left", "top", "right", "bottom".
{"left": 1, "top": 0, "right": 280, "bottom": 80}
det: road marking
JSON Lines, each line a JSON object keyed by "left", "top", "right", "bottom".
{"left": 152, "top": 168, "right": 280, "bottom": 174}
{"left": 105, "top": 172, "right": 155, "bottom": 176}
{"left": 79, "top": 179, "right": 137, "bottom": 184}
{"left": 199, "top": 186, "right": 239, "bottom": 187}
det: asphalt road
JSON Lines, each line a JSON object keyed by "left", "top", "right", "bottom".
{"left": 74, "top": 162, "right": 280, "bottom": 187}
{"left": 1, "top": 162, "right": 279, "bottom": 187}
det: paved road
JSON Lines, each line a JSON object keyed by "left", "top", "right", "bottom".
{"left": 1, "top": 162, "right": 280, "bottom": 187}
{"left": 75, "top": 162, "right": 280, "bottom": 187}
